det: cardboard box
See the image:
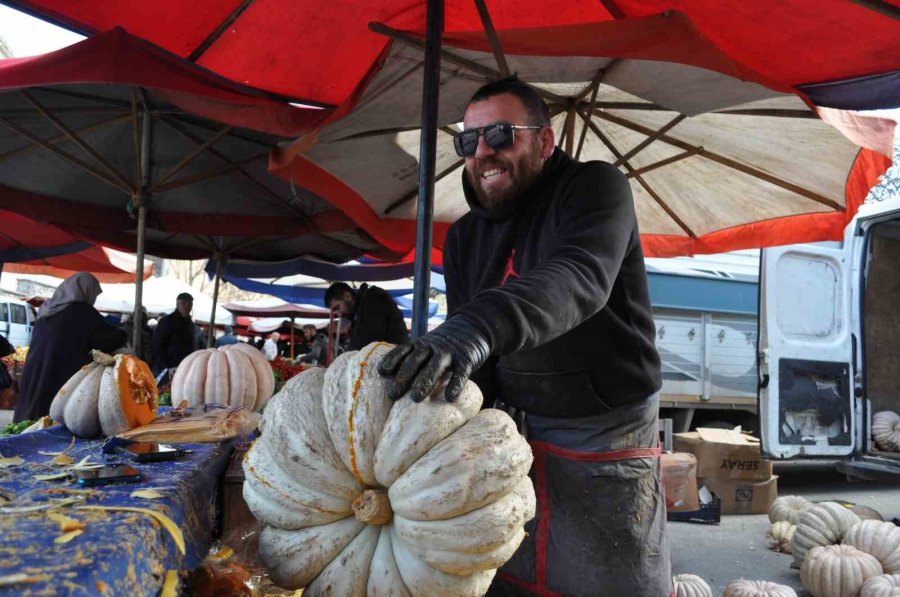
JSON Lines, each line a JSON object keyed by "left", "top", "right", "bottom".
{"left": 661, "top": 452, "right": 700, "bottom": 512}
{"left": 673, "top": 428, "right": 774, "bottom": 481}
{"left": 702, "top": 476, "right": 778, "bottom": 514}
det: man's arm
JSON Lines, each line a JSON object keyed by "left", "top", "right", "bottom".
{"left": 152, "top": 318, "right": 170, "bottom": 366}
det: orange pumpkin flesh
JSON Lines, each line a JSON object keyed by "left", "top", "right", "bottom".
{"left": 117, "top": 355, "right": 158, "bottom": 429}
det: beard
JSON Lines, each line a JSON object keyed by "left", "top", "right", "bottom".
{"left": 467, "top": 137, "right": 545, "bottom": 211}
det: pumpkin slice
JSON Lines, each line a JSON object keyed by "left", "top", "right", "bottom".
{"left": 99, "top": 355, "right": 158, "bottom": 437}
{"left": 367, "top": 526, "right": 412, "bottom": 597}
{"left": 391, "top": 528, "right": 496, "bottom": 597}
{"left": 303, "top": 524, "right": 379, "bottom": 597}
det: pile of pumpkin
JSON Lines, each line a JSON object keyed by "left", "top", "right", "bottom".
{"left": 872, "top": 411, "right": 900, "bottom": 454}
{"left": 49, "top": 344, "right": 274, "bottom": 439}
{"left": 242, "top": 343, "right": 535, "bottom": 596}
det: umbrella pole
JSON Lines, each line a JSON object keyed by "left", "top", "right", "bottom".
{"left": 133, "top": 200, "right": 146, "bottom": 354}
{"left": 290, "top": 316, "right": 295, "bottom": 360}
{"left": 207, "top": 257, "right": 222, "bottom": 348}
{"left": 411, "top": 0, "right": 443, "bottom": 340}
{"left": 132, "top": 97, "right": 152, "bottom": 358}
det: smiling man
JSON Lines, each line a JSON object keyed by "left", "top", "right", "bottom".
{"left": 379, "top": 77, "right": 671, "bottom": 596}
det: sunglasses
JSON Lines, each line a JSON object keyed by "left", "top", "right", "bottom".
{"left": 453, "top": 122, "right": 543, "bottom": 158}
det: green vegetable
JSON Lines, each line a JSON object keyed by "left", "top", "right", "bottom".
{"left": 158, "top": 392, "right": 172, "bottom": 407}
{"left": 2, "top": 420, "right": 36, "bottom": 435}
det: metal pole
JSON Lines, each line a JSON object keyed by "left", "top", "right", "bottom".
{"left": 290, "top": 316, "right": 295, "bottom": 360}
{"left": 207, "top": 257, "right": 222, "bottom": 348}
{"left": 411, "top": 0, "right": 443, "bottom": 340}
{"left": 133, "top": 103, "right": 152, "bottom": 357}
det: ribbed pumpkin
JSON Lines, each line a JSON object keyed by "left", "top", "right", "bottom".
{"left": 171, "top": 343, "right": 274, "bottom": 411}
{"left": 49, "top": 350, "right": 158, "bottom": 438}
{"left": 770, "top": 521, "right": 796, "bottom": 554}
{"left": 673, "top": 574, "right": 713, "bottom": 597}
{"left": 872, "top": 412, "right": 900, "bottom": 452}
{"left": 860, "top": 574, "right": 900, "bottom": 597}
{"left": 843, "top": 521, "right": 900, "bottom": 574}
{"left": 801, "top": 544, "right": 883, "bottom": 597}
{"left": 791, "top": 501, "right": 861, "bottom": 566}
{"left": 769, "top": 495, "right": 813, "bottom": 524}
{"left": 723, "top": 579, "right": 798, "bottom": 597}
{"left": 244, "top": 343, "right": 535, "bottom": 595}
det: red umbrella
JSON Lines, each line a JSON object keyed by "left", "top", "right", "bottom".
{"left": 0, "top": 209, "right": 153, "bottom": 283}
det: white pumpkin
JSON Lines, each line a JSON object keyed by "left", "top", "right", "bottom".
{"left": 872, "top": 412, "right": 900, "bottom": 452}
{"left": 801, "top": 544, "right": 883, "bottom": 597}
{"left": 723, "top": 579, "right": 798, "bottom": 597}
{"left": 49, "top": 351, "right": 157, "bottom": 438}
{"left": 844, "top": 521, "right": 900, "bottom": 574}
{"left": 673, "top": 574, "right": 713, "bottom": 597}
{"left": 769, "top": 495, "right": 813, "bottom": 524}
{"left": 791, "top": 501, "right": 861, "bottom": 566}
{"left": 770, "top": 521, "right": 796, "bottom": 554}
{"left": 244, "top": 343, "right": 535, "bottom": 595}
{"left": 860, "top": 574, "right": 900, "bottom": 597}
{"left": 171, "top": 343, "right": 274, "bottom": 411}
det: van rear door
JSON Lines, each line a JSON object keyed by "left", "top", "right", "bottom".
{"left": 758, "top": 243, "right": 856, "bottom": 459}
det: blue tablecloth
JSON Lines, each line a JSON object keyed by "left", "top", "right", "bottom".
{"left": 0, "top": 425, "right": 233, "bottom": 595}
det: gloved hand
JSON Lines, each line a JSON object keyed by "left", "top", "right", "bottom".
{"left": 377, "top": 316, "right": 491, "bottom": 403}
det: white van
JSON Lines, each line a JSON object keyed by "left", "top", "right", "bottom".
{"left": 759, "top": 196, "right": 900, "bottom": 479}
{"left": 0, "top": 298, "right": 36, "bottom": 347}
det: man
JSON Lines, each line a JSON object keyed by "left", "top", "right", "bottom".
{"left": 298, "top": 324, "right": 328, "bottom": 365}
{"left": 215, "top": 325, "right": 239, "bottom": 348}
{"left": 378, "top": 77, "right": 671, "bottom": 596}
{"left": 262, "top": 332, "right": 280, "bottom": 361}
{"left": 325, "top": 282, "right": 410, "bottom": 351}
{"left": 152, "top": 292, "right": 197, "bottom": 378}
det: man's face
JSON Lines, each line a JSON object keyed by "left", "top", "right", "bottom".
{"left": 463, "top": 93, "right": 553, "bottom": 211}
{"left": 176, "top": 299, "right": 192, "bottom": 317}
{"left": 304, "top": 327, "right": 315, "bottom": 340}
{"left": 328, "top": 291, "right": 356, "bottom": 318}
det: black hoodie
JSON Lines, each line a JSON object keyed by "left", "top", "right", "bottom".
{"left": 443, "top": 148, "right": 661, "bottom": 417}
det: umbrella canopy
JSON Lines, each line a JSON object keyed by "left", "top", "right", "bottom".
{"left": 95, "top": 276, "right": 233, "bottom": 324}
{"left": 268, "top": 28, "right": 894, "bottom": 259}
{"left": 0, "top": 29, "right": 394, "bottom": 263}
{"left": 0, "top": 209, "right": 154, "bottom": 282}
{"left": 222, "top": 299, "right": 331, "bottom": 319}
{"left": 10, "top": 1, "right": 897, "bottom": 108}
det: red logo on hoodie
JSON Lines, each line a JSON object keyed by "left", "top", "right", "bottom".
{"left": 501, "top": 249, "right": 519, "bottom": 285}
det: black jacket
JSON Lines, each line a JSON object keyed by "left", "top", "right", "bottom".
{"left": 152, "top": 311, "right": 197, "bottom": 374}
{"left": 15, "top": 303, "right": 126, "bottom": 422}
{"left": 444, "top": 149, "right": 661, "bottom": 417}
{"left": 348, "top": 284, "right": 410, "bottom": 351}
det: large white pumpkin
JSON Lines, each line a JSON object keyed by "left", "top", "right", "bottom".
{"left": 171, "top": 343, "right": 274, "bottom": 411}
{"left": 791, "top": 501, "right": 861, "bottom": 566}
{"left": 673, "top": 574, "right": 713, "bottom": 597}
{"left": 769, "top": 495, "right": 813, "bottom": 524}
{"left": 801, "top": 544, "right": 883, "bottom": 597}
{"left": 770, "top": 521, "right": 796, "bottom": 554}
{"left": 723, "top": 579, "right": 798, "bottom": 597}
{"left": 244, "top": 343, "right": 535, "bottom": 595}
{"left": 872, "top": 412, "right": 900, "bottom": 452}
{"left": 49, "top": 351, "right": 157, "bottom": 438}
{"left": 843, "top": 521, "right": 900, "bottom": 574}
{"left": 860, "top": 574, "right": 900, "bottom": 597}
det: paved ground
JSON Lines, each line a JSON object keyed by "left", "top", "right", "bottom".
{"left": 668, "top": 461, "right": 900, "bottom": 596}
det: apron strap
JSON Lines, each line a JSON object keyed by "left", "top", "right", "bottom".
{"left": 529, "top": 440, "right": 661, "bottom": 462}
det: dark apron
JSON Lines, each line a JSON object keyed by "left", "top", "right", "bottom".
{"left": 487, "top": 394, "right": 673, "bottom": 597}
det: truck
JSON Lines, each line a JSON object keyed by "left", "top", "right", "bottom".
{"left": 759, "top": 195, "right": 900, "bottom": 480}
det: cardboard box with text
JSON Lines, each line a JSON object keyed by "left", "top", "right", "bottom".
{"left": 673, "top": 428, "right": 773, "bottom": 481}
{"left": 702, "top": 476, "right": 778, "bottom": 515}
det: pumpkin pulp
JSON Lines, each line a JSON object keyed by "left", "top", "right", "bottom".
{"left": 117, "top": 355, "right": 158, "bottom": 428}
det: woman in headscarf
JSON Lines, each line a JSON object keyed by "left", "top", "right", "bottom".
{"left": 13, "top": 272, "right": 126, "bottom": 422}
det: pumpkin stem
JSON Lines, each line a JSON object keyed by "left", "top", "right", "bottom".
{"left": 352, "top": 489, "right": 393, "bottom": 525}
{"left": 91, "top": 350, "right": 117, "bottom": 367}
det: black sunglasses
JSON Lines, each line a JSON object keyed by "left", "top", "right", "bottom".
{"left": 453, "top": 122, "right": 542, "bottom": 158}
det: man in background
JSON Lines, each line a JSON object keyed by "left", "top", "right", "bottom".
{"left": 215, "top": 325, "right": 239, "bottom": 348}
{"left": 152, "top": 292, "right": 197, "bottom": 378}
{"left": 325, "top": 282, "right": 409, "bottom": 351}
{"left": 262, "top": 332, "right": 280, "bottom": 361}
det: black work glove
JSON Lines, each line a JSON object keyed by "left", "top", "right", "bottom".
{"left": 377, "top": 316, "right": 491, "bottom": 403}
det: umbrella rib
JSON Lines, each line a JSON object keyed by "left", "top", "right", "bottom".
{"left": 0, "top": 116, "right": 132, "bottom": 195}
{"left": 473, "top": 0, "right": 511, "bottom": 77}
{"left": 369, "top": 22, "right": 569, "bottom": 105}
{"left": 578, "top": 108, "right": 696, "bottom": 237}
{"left": 151, "top": 152, "right": 269, "bottom": 193}
{"left": 188, "top": 0, "right": 256, "bottom": 62}
{"left": 594, "top": 110, "right": 843, "bottom": 210}
{"left": 575, "top": 69, "right": 606, "bottom": 160}
{"left": 625, "top": 148, "right": 703, "bottom": 178}
{"left": 384, "top": 156, "right": 465, "bottom": 215}
{"left": 152, "top": 125, "right": 234, "bottom": 188}
{"left": 0, "top": 114, "right": 132, "bottom": 164}
{"left": 613, "top": 114, "right": 687, "bottom": 167}
{"left": 598, "top": 0, "right": 626, "bottom": 19}
{"left": 19, "top": 90, "right": 134, "bottom": 191}
{"left": 848, "top": 0, "right": 900, "bottom": 20}
{"left": 563, "top": 108, "right": 577, "bottom": 155}
{"left": 714, "top": 108, "right": 819, "bottom": 119}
